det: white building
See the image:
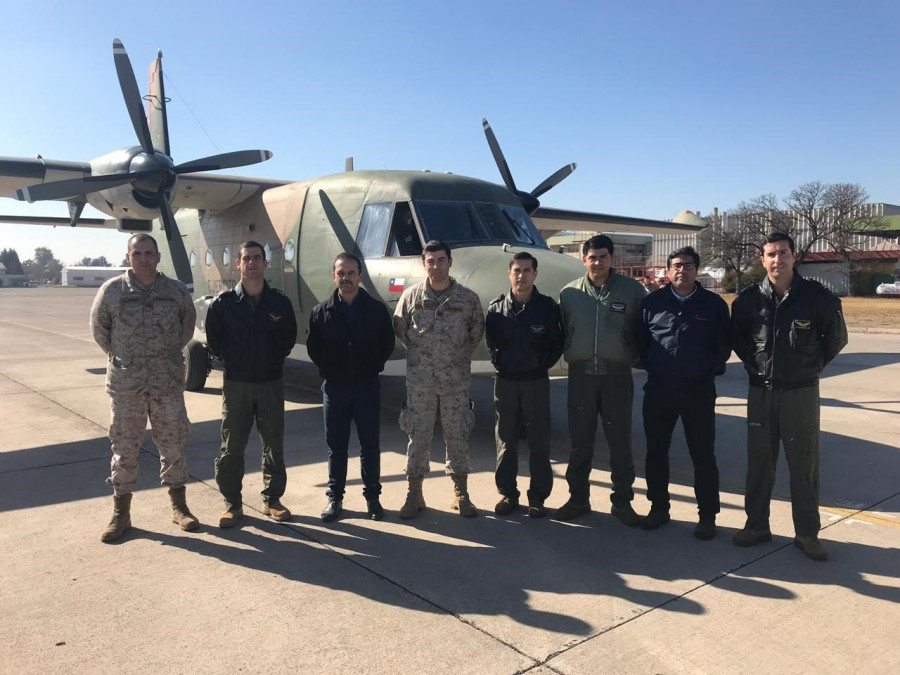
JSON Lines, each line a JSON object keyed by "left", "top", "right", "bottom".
{"left": 650, "top": 204, "right": 900, "bottom": 295}
{"left": 62, "top": 266, "right": 128, "bottom": 287}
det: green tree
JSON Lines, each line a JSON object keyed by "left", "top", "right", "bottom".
{"left": 0, "top": 248, "right": 25, "bottom": 275}
{"left": 24, "top": 247, "right": 63, "bottom": 284}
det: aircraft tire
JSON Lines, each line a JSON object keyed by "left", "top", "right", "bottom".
{"left": 183, "top": 339, "right": 209, "bottom": 392}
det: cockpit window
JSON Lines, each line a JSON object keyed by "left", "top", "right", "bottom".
{"left": 357, "top": 202, "right": 392, "bottom": 257}
{"left": 476, "top": 202, "right": 539, "bottom": 245}
{"left": 413, "top": 200, "right": 546, "bottom": 248}
{"left": 388, "top": 202, "right": 422, "bottom": 257}
{"left": 414, "top": 201, "right": 483, "bottom": 243}
{"left": 502, "top": 205, "right": 544, "bottom": 245}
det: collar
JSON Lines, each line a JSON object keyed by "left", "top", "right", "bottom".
{"left": 234, "top": 280, "right": 269, "bottom": 302}
{"left": 582, "top": 269, "right": 618, "bottom": 291}
{"left": 125, "top": 269, "right": 161, "bottom": 292}
{"left": 669, "top": 282, "right": 699, "bottom": 303}
{"left": 760, "top": 272, "right": 800, "bottom": 302}
{"left": 326, "top": 287, "right": 369, "bottom": 309}
{"left": 505, "top": 285, "right": 542, "bottom": 308}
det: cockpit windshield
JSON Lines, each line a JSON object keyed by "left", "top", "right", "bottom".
{"left": 355, "top": 200, "right": 548, "bottom": 259}
{"left": 414, "top": 200, "right": 546, "bottom": 248}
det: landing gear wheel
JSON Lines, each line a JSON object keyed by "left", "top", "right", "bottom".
{"left": 183, "top": 339, "right": 209, "bottom": 391}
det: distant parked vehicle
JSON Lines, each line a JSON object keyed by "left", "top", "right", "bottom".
{"left": 875, "top": 282, "right": 900, "bottom": 297}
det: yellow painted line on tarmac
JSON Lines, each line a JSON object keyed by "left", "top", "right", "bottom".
{"left": 822, "top": 506, "right": 900, "bottom": 528}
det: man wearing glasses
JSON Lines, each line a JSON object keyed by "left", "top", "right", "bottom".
{"left": 636, "top": 246, "right": 731, "bottom": 540}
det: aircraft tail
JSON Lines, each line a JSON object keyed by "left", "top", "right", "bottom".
{"left": 146, "top": 50, "right": 170, "bottom": 156}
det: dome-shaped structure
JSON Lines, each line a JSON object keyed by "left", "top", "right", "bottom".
{"left": 672, "top": 210, "right": 705, "bottom": 226}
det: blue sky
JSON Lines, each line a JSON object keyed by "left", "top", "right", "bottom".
{"left": 1, "top": 0, "right": 897, "bottom": 265}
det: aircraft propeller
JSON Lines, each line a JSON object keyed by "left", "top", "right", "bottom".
{"left": 481, "top": 118, "right": 575, "bottom": 215}
{"left": 13, "top": 39, "right": 273, "bottom": 291}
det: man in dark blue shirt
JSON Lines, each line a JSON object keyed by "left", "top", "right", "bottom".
{"left": 636, "top": 246, "right": 731, "bottom": 540}
{"left": 307, "top": 253, "right": 395, "bottom": 522}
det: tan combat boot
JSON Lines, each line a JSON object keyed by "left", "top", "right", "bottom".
{"left": 100, "top": 493, "right": 133, "bottom": 543}
{"left": 168, "top": 486, "right": 199, "bottom": 531}
{"left": 450, "top": 475, "right": 477, "bottom": 518}
{"left": 399, "top": 476, "right": 426, "bottom": 520}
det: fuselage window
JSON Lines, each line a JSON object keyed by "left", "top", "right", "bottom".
{"left": 223, "top": 247, "right": 231, "bottom": 267}
{"left": 387, "top": 201, "right": 423, "bottom": 257}
{"left": 284, "top": 239, "right": 296, "bottom": 263}
{"left": 264, "top": 243, "right": 272, "bottom": 262}
{"left": 205, "top": 249, "right": 213, "bottom": 267}
{"left": 357, "top": 202, "right": 392, "bottom": 257}
{"left": 189, "top": 251, "right": 197, "bottom": 268}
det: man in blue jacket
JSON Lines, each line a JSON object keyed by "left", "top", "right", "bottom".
{"left": 206, "top": 241, "right": 298, "bottom": 528}
{"left": 636, "top": 246, "right": 731, "bottom": 540}
{"left": 307, "top": 253, "right": 395, "bottom": 522}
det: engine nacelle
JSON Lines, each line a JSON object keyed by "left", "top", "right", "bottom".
{"left": 85, "top": 146, "right": 175, "bottom": 220}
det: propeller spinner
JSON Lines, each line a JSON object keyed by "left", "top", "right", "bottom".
{"left": 14, "top": 39, "right": 273, "bottom": 291}
{"left": 482, "top": 118, "right": 575, "bottom": 215}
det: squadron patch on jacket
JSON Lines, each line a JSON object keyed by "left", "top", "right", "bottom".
{"left": 609, "top": 301, "right": 626, "bottom": 313}
{"left": 793, "top": 319, "right": 811, "bottom": 330}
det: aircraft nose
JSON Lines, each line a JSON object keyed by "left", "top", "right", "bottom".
{"left": 459, "top": 246, "right": 584, "bottom": 314}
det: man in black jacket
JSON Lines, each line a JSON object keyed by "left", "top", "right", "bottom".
{"left": 206, "top": 241, "right": 298, "bottom": 528}
{"left": 485, "top": 252, "right": 565, "bottom": 518}
{"left": 636, "top": 246, "right": 731, "bottom": 539}
{"left": 731, "top": 233, "right": 847, "bottom": 560}
{"left": 307, "top": 253, "right": 395, "bottom": 522}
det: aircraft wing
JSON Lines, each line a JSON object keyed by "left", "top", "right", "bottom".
{"left": 532, "top": 206, "right": 706, "bottom": 238}
{"left": 0, "top": 157, "right": 91, "bottom": 198}
{"left": 0, "top": 154, "right": 290, "bottom": 213}
{"left": 0, "top": 214, "right": 116, "bottom": 229}
{"left": 171, "top": 172, "right": 290, "bottom": 211}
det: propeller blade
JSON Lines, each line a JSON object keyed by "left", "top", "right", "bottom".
{"left": 482, "top": 118, "right": 517, "bottom": 194}
{"left": 174, "top": 149, "right": 273, "bottom": 174}
{"left": 113, "top": 39, "right": 154, "bottom": 154}
{"left": 159, "top": 194, "right": 194, "bottom": 291}
{"left": 14, "top": 172, "right": 137, "bottom": 202}
{"left": 531, "top": 163, "right": 577, "bottom": 200}
{"left": 147, "top": 49, "right": 170, "bottom": 156}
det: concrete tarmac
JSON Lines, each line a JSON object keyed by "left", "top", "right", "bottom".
{"left": 0, "top": 287, "right": 898, "bottom": 674}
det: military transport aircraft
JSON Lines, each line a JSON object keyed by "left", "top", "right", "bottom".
{"left": 0, "top": 39, "right": 698, "bottom": 390}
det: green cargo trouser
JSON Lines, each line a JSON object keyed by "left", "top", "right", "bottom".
{"left": 214, "top": 378, "right": 286, "bottom": 510}
{"left": 565, "top": 367, "right": 635, "bottom": 506}
{"left": 745, "top": 384, "right": 821, "bottom": 537}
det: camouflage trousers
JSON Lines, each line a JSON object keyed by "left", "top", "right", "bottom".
{"left": 400, "top": 379, "right": 475, "bottom": 478}
{"left": 107, "top": 391, "right": 190, "bottom": 496}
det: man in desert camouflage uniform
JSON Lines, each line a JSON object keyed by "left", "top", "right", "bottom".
{"left": 90, "top": 233, "right": 199, "bottom": 543}
{"left": 393, "top": 240, "right": 485, "bottom": 519}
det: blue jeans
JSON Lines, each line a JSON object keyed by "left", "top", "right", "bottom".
{"left": 322, "top": 378, "right": 382, "bottom": 501}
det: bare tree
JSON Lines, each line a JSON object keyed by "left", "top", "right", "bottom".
{"left": 702, "top": 208, "right": 762, "bottom": 291}
{"left": 708, "top": 182, "right": 883, "bottom": 293}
